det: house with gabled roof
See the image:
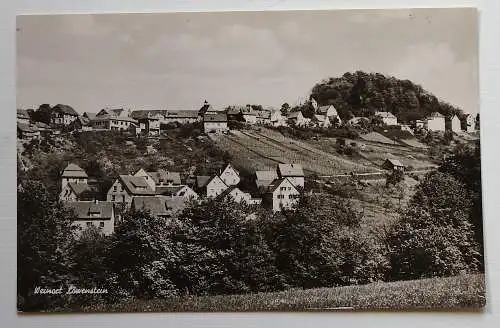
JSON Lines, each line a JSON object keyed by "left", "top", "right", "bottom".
{"left": 463, "top": 113, "right": 476, "bottom": 132}
{"left": 199, "top": 100, "right": 217, "bottom": 117}
{"left": 17, "top": 109, "right": 31, "bottom": 125}
{"left": 156, "top": 185, "right": 198, "bottom": 200}
{"left": 451, "top": 114, "right": 461, "bottom": 133}
{"left": 255, "top": 170, "right": 278, "bottom": 189}
{"left": 164, "top": 110, "right": 200, "bottom": 125}
{"left": 427, "top": 112, "right": 446, "bottom": 131}
{"left": 65, "top": 200, "right": 115, "bottom": 236}
{"left": 219, "top": 163, "right": 240, "bottom": 186}
{"left": 196, "top": 175, "right": 228, "bottom": 198}
{"left": 17, "top": 123, "right": 40, "bottom": 141}
{"left": 277, "top": 163, "right": 305, "bottom": 188}
{"left": 61, "top": 163, "right": 88, "bottom": 190}
{"left": 51, "top": 104, "right": 79, "bottom": 126}
{"left": 317, "top": 105, "right": 338, "bottom": 118}
{"left": 382, "top": 158, "right": 406, "bottom": 172}
{"left": 131, "top": 196, "right": 189, "bottom": 218}
{"left": 256, "top": 110, "right": 271, "bottom": 125}
{"left": 270, "top": 110, "right": 286, "bottom": 127}
{"left": 216, "top": 186, "right": 261, "bottom": 205}
{"left": 130, "top": 110, "right": 166, "bottom": 135}
{"left": 375, "top": 111, "right": 398, "bottom": 126}
{"left": 264, "top": 178, "right": 300, "bottom": 213}
{"left": 287, "top": 111, "right": 309, "bottom": 127}
{"left": 134, "top": 169, "right": 182, "bottom": 191}
{"left": 106, "top": 175, "right": 155, "bottom": 207}
{"left": 312, "top": 114, "right": 331, "bottom": 128}
{"left": 203, "top": 112, "right": 228, "bottom": 134}
{"left": 59, "top": 182, "right": 92, "bottom": 201}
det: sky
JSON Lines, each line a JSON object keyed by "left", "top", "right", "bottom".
{"left": 16, "top": 8, "right": 479, "bottom": 114}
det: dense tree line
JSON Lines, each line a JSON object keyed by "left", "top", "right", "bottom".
{"left": 17, "top": 141, "right": 483, "bottom": 311}
{"left": 307, "top": 71, "right": 463, "bottom": 122}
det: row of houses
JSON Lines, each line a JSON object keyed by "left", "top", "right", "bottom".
{"left": 59, "top": 161, "right": 306, "bottom": 236}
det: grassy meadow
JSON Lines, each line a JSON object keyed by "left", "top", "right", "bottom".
{"left": 85, "top": 274, "right": 485, "bottom": 312}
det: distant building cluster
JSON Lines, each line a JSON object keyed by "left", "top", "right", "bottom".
{"left": 58, "top": 161, "right": 305, "bottom": 236}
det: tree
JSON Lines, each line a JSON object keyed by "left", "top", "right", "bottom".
{"left": 280, "top": 103, "right": 291, "bottom": 116}
{"left": 109, "top": 209, "right": 180, "bottom": 299}
{"left": 175, "top": 198, "right": 281, "bottom": 295}
{"left": 32, "top": 104, "right": 52, "bottom": 125}
{"left": 266, "top": 194, "right": 388, "bottom": 288}
{"left": 17, "top": 181, "right": 77, "bottom": 311}
{"left": 387, "top": 172, "right": 480, "bottom": 280}
{"left": 386, "top": 170, "right": 404, "bottom": 186}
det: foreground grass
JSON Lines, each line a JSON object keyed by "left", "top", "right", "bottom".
{"left": 90, "top": 274, "right": 485, "bottom": 312}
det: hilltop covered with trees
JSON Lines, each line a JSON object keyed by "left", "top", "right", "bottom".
{"left": 295, "top": 71, "right": 463, "bottom": 122}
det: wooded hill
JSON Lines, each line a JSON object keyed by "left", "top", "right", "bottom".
{"left": 307, "top": 71, "right": 463, "bottom": 122}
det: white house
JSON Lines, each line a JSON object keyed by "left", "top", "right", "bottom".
{"left": 66, "top": 200, "right": 115, "bottom": 236}
{"left": 427, "top": 112, "right": 446, "bottom": 131}
{"left": 51, "top": 104, "right": 79, "bottom": 126}
{"left": 317, "top": 105, "right": 338, "bottom": 119}
{"left": 107, "top": 175, "right": 155, "bottom": 207}
{"left": 451, "top": 115, "right": 462, "bottom": 132}
{"left": 312, "top": 114, "right": 331, "bottom": 128}
{"left": 204, "top": 112, "right": 228, "bottom": 134}
{"left": 277, "top": 163, "right": 305, "bottom": 188}
{"left": 17, "top": 109, "right": 31, "bottom": 125}
{"left": 256, "top": 110, "right": 272, "bottom": 125}
{"left": 130, "top": 110, "right": 166, "bottom": 135}
{"left": 219, "top": 163, "right": 240, "bottom": 186}
{"left": 196, "top": 175, "right": 228, "bottom": 198}
{"left": 464, "top": 114, "right": 475, "bottom": 132}
{"left": 156, "top": 185, "right": 199, "bottom": 200}
{"left": 241, "top": 107, "right": 258, "bottom": 124}
{"left": 134, "top": 169, "right": 182, "bottom": 191}
{"left": 270, "top": 110, "right": 287, "bottom": 127}
{"left": 91, "top": 116, "right": 138, "bottom": 131}
{"left": 264, "top": 178, "right": 300, "bottom": 213}
{"left": 61, "top": 163, "right": 88, "bottom": 190}
{"left": 375, "top": 111, "right": 398, "bottom": 126}
{"left": 311, "top": 97, "right": 319, "bottom": 110}
{"left": 287, "top": 111, "right": 309, "bottom": 127}
{"left": 217, "top": 186, "right": 258, "bottom": 204}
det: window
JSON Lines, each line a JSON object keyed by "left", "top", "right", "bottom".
{"left": 122, "top": 195, "right": 125, "bottom": 202}
{"left": 86, "top": 222, "right": 92, "bottom": 227}
{"left": 289, "top": 195, "right": 294, "bottom": 199}
{"left": 280, "top": 187, "right": 286, "bottom": 191}
{"left": 277, "top": 195, "right": 284, "bottom": 199}
{"left": 111, "top": 195, "right": 115, "bottom": 201}
{"left": 288, "top": 187, "right": 291, "bottom": 191}
{"left": 113, "top": 185, "right": 117, "bottom": 191}
{"left": 99, "top": 222, "right": 104, "bottom": 228}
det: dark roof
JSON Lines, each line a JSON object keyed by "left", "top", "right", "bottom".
{"left": 53, "top": 104, "right": 79, "bottom": 116}
{"left": 17, "top": 109, "right": 30, "bottom": 119}
{"left": 155, "top": 185, "right": 186, "bottom": 196}
{"left": 68, "top": 182, "right": 91, "bottom": 195}
{"left": 130, "top": 110, "right": 167, "bottom": 119}
{"left": 98, "top": 108, "right": 127, "bottom": 117}
{"left": 62, "top": 163, "right": 88, "bottom": 178}
{"left": 17, "top": 123, "right": 37, "bottom": 133}
{"left": 429, "top": 112, "right": 445, "bottom": 118}
{"left": 66, "top": 201, "right": 113, "bottom": 220}
{"left": 147, "top": 170, "right": 182, "bottom": 185}
{"left": 165, "top": 110, "right": 199, "bottom": 119}
{"left": 277, "top": 164, "right": 304, "bottom": 177}
{"left": 119, "top": 175, "right": 155, "bottom": 195}
{"left": 256, "top": 170, "right": 278, "bottom": 181}
{"left": 91, "top": 115, "right": 137, "bottom": 123}
{"left": 287, "top": 111, "right": 302, "bottom": 119}
{"left": 317, "top": 105, "right": 335, "bottom": 115}
{"left": 131, "top": 196, "right": 170, "bottom": 216}
{"left": 199, "top": 101, "right": 215, "bottom": 115}
{"left": 196, "top": 175, "right": 211, "bottom": 188}
{"left": 266, "top": 178, "right": 298, "bottom": 193}
{"left": 83, "top": 112, "right": 97, "bottom": 120}
{"left": 385, "top": 158, "right": 405, "bottom": 167}
{"left": 204, "top": 112, "right": 227, "bottom": 123}
{"left": 216, "top": 185, "right": 239, "bottom": 200}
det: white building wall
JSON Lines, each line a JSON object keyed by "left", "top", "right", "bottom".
{"left": 427, "top": 117, "right": 446, "bottom": 131}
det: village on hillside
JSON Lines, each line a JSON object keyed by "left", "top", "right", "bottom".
{"left": 17, "top": 98, "right": 480, "bottom": 236}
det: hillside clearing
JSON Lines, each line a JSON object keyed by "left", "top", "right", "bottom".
{"left": 87, "top": 274, "right": 485, "bottom": 312}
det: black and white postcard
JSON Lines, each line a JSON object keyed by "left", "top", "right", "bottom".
{"left": 16, "top": 8, "right": 484, "bottom": 312}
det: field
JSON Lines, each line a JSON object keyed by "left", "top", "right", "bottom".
{"left": 88, "top": 274, "right": 485, "bottom": 312}
{"left": 212, "top": 128, "right": 378, "bottom": 176}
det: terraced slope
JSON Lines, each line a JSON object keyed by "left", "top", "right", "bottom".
{"left": 212, "top": 129, "right": 378, "bottom": 176}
